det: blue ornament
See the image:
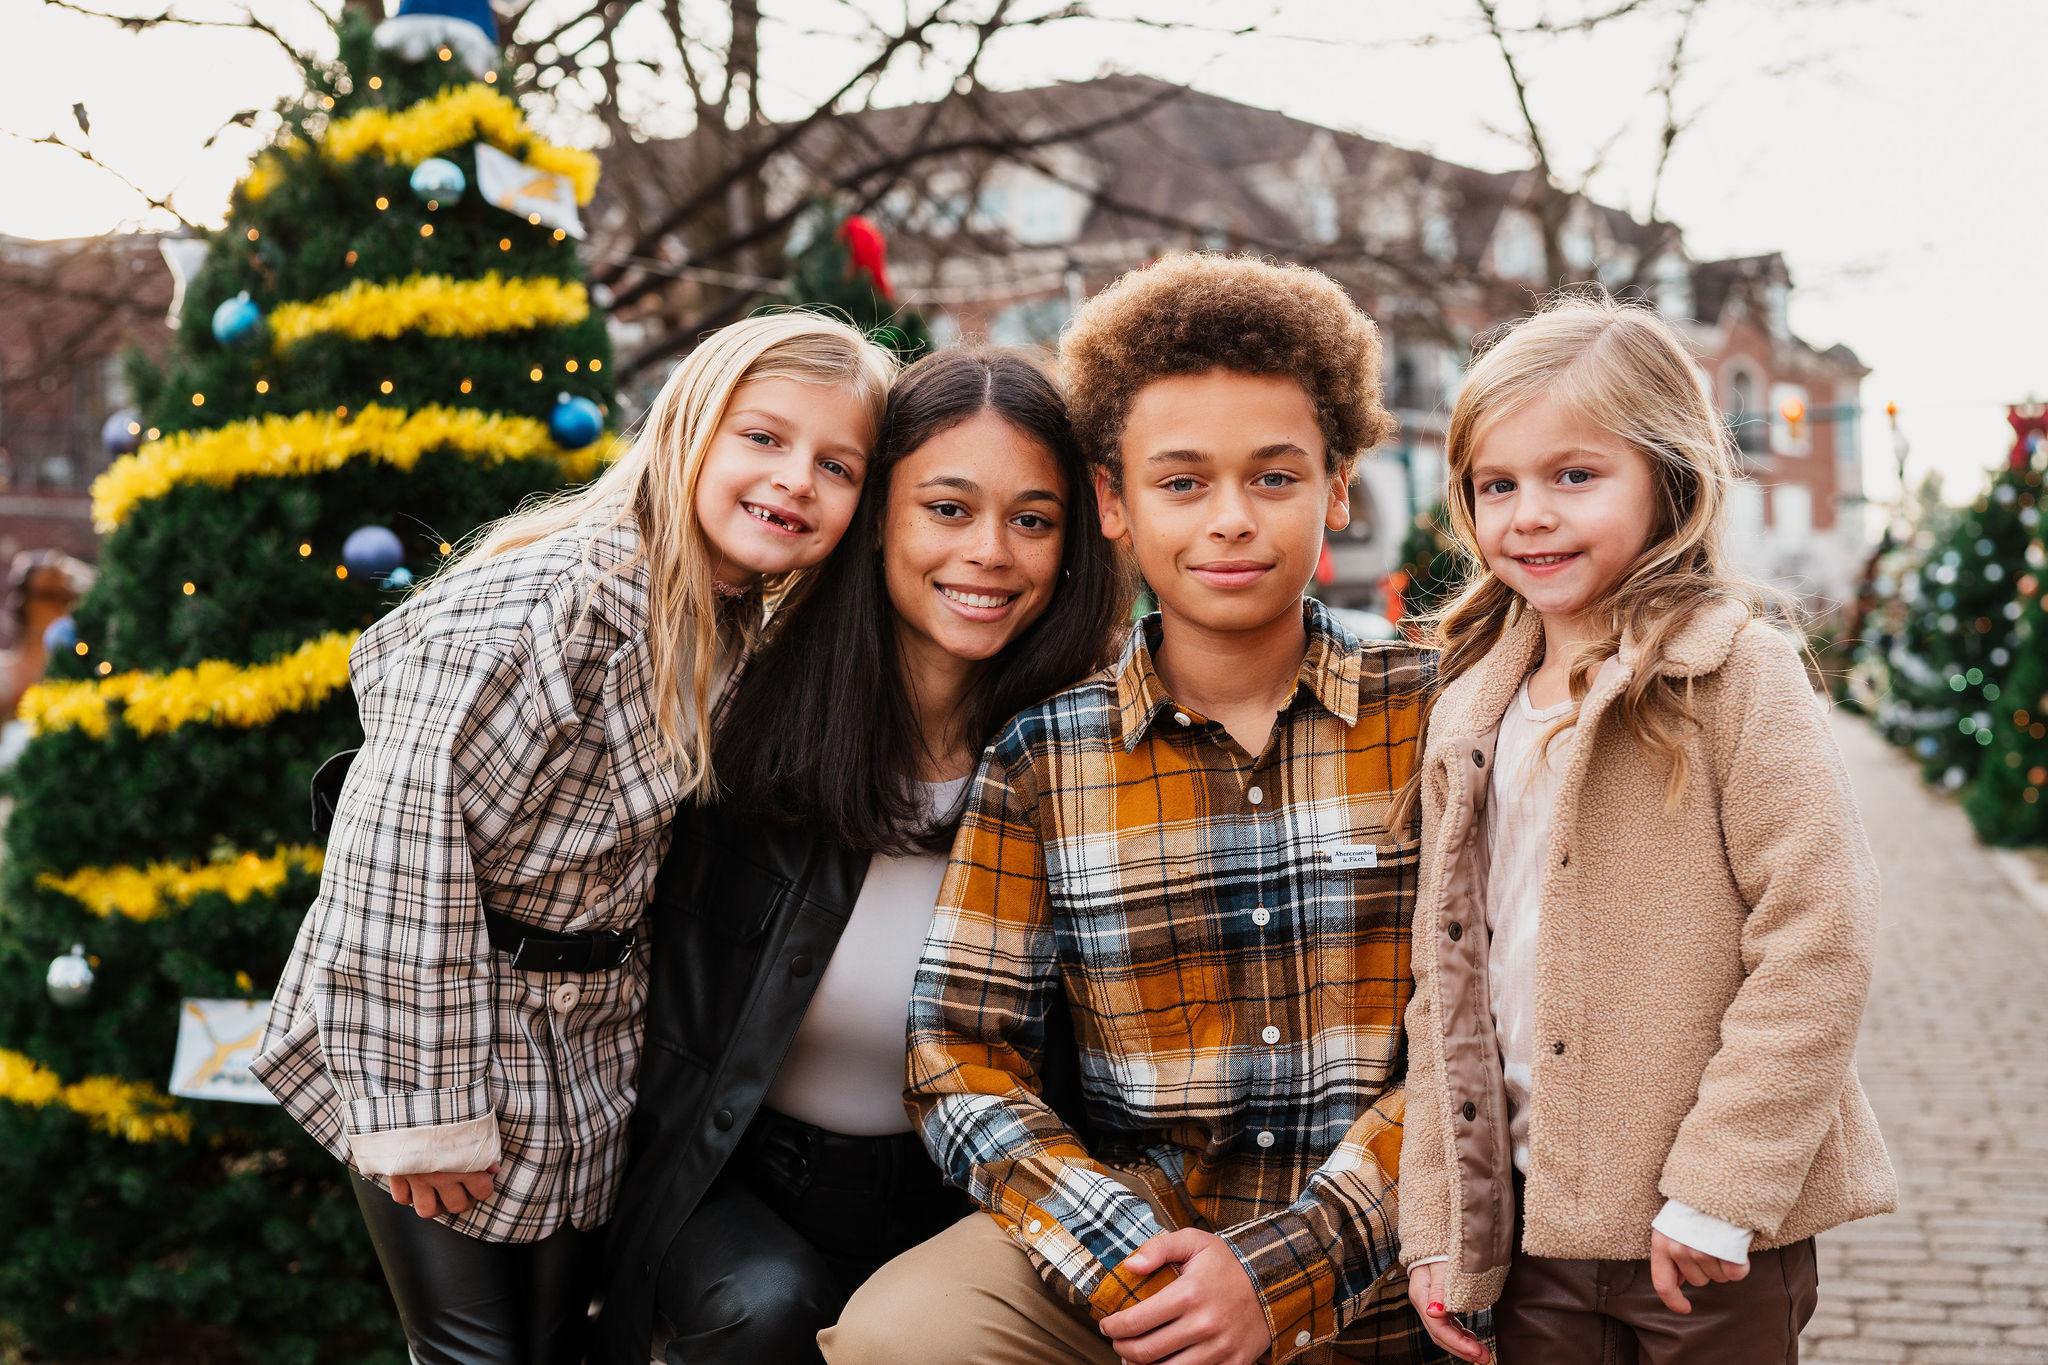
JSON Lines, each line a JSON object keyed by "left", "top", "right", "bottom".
{"left": 342, "top": 525, "right": 406, "bottom": 578}
{"left": 410, "top": 157, "right": 467, "bottom": 204}
{"left": 549, "top": 393, "right": 604, "bottom": 449}
{"left": 384, "top": 566, "right": 416, "bottom": 590}
{"left": 101, "top": 407, "right": 144, "bottom": 456}
{"left": 211, "top": 291, "right": 263, "bottom": 346}
{"left": 42, "top": 615, "right": 78, "bottom": 655}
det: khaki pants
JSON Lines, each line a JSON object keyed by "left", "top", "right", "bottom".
{"left": 1494, "top": 1239, "right": 1820, "bottom": 1365}
{"left": 821, "top": 1203, "right": 1436, "bottom": 1365}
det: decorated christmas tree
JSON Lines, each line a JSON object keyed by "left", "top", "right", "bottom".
{"left": 0, "top": 4, "right": 612, "bottom": 1357}
{"left": 1966, "top": 425, "right": 2048, "bottom": 844}
{"left": 1388, "top": 501, "right": 1467, "bottom": 636}
{"left": 1871, "top": 460, "right": 2036, "bottom": 790}
{"left": 782, "top": 200, "right": 932, "bottom": 360}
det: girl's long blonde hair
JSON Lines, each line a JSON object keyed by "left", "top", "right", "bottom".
{"left": 1397, "top": 291, "right": 1786, "bottom": 823}
{"left": 459, "top": 310, "right": 897, "bottom": 801}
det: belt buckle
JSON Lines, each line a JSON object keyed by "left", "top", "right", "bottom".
{"left": 596, "top": 929, "right": 636, "bottom": 968}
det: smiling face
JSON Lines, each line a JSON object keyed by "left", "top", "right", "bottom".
{"left": 883, "top": 410, "right": 1069, "bottom": 673}
{"left": 1467, "top": 394, "right": 1660, "bottom": 630}
{"left": 1097, "top": 368, "right": 1349, "bottom": 639}
{"left": 692, "top": 375, "right": 877, "bottom": 584}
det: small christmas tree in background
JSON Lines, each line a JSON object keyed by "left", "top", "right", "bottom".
{"left": 1965, "top": 424, "right": 2048, "bottom": 843}
{"left": 782, "top": 200, "right": 932, "bottom": 360}
{"left": 0, "top": 2, "right": 612, "bottom": 1357}
{"left": 1872, "top": 459, "right": 2037, "bottom": 790}
{"left": 1388, "top": 501, "right": 1467, "bottom": 637}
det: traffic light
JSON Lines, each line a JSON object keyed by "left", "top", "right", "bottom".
{"left": 1780, "top": 397, "right": 1807, "bottom": 442}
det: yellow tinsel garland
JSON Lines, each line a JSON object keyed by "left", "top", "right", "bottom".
{"left": 0, "top": 1050, "right": 191, "bottom": 1145}
{"left": 241, "top": 85, "right": 598, "bottom": 205}
{"left": 268, "top": 273, "right": 589, "bottom": 349}
{"left": 92, "top": 403, "right": 611, "bottom": 531}
{"left": 20, "top": 631, "right": 358, "bottom": 740}
{"left": 40, "top": 845, "right": 325, "bottom": 922}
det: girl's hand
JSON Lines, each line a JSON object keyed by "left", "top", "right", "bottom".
{"left": 388, "top": 1164, "right": 499, "bottom": 1220}
{"left": 1648, "top": 1229, "right": 1748, "bottom": 1314}
{"left": 1406, "top": 1262, "right": 1490, "bottom": 1363}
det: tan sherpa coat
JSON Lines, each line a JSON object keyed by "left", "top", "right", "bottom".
{"left": 1397, "top": 597, "right": 1896, "bottom": 1314}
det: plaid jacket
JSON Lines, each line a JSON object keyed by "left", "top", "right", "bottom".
{"left": 253, "top": 507, "right": 703, "bottom": 1243}
{"left": 908, "top": 600, "right": 1438, "bottom": 1364}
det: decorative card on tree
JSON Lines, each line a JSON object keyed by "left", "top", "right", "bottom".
{"left": 169, "top": 998, "right": 279, "bottom": 1105}
{"left": 476, "top": 142, "right": 585, "bottom": 239}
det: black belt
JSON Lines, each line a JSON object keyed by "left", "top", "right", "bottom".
{"left": 484, "top": 908, "right": 637, "bottom": 973}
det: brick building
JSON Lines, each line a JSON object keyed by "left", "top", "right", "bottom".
{"left": 672, "top": 74, "right": 1872, "bottom": 608}
{"left": 0, "top": 232, "right": 175, "bottom": 564}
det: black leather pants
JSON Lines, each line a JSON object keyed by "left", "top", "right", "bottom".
{"left": 650, "top": 1108, "right": 973, "bottom": 1365}
{"left": 350, "top": 1172, "right": 604, "bottom": 1365}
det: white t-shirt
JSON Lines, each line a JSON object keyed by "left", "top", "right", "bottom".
{"left": 763, "top": 776, "right": 971, "bottom": 1136}
{"left": 1483, "top": 679, "right": 1575, "bottom": 1176}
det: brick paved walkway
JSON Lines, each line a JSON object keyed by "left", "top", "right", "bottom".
{"left": 1802, "top": 715, "right": 2048, "bottom": 1363}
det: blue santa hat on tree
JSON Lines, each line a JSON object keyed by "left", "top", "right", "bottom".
{"left": 374, "top": 0, "right": 500, "bottom": 79}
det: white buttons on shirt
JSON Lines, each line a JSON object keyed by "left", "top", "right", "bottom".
{"left": 1247, "top": 785, "right": 1264, "bottom": 805}
{"left": 1028, "top": 1219, "right": 1043, "bottom": 1234}
{"left": 1173, "top": 710, "right": 1191, "bottom": 727}
{"left": 550, "top": 983, "right": 580, "bottom": 1012}
{"left": 1295, "top": 1330, "right": 1312, "bottom": 1348}
{"left": 1251, "top": 907, "right": 1271, "bottom": 927}
{"left": 1261, "top": 1025, "right": 1281, "bottom": 1045}
{"left": 1255, "top": 1130, "right": 1275, "bottom": 1148}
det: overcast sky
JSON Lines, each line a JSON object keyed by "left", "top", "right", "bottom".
{"left": 3, "top": 0, "right": 2042, "bottom": 505}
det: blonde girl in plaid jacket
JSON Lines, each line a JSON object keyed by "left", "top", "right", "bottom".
{"left": 253, "top": 312, "right": 897, "bottom": 1363}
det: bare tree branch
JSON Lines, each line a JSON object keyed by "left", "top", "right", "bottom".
{"left": 38, "top": 0, "right": 318, "bottom": 66}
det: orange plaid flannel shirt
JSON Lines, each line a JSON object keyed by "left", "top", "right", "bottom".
{"left": 908, "top": 601, "right": 1438, "bottom": 1363}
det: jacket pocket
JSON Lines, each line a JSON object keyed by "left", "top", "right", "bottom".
{"left": 644, "top": 833, "right": 795, "bottom": 1066}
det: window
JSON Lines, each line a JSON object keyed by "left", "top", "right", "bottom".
{"left": 987, "top": 297, "right": 1070, "bottom": 348}
{"left": 1421, "top": 186, "right": 1456, "bottom": 262}
{"left": 1770, "top": 381, "right": 1812, "bottom": 458}
{"left": 1773, "top": 484, "right": 1813, "bottom": 541}
{"left": 1726, "top": 366, "right": 1764, "bottom": 455}
{"left": 1493, "top": 210, "right": 1546, "bottom": 282}
{"left": 1726, "top": 477, "right": 1766, "bottom": 548}
{"left": 1766, "top": 281, "right": 1791, "bottom": 339}
{"left": 1653, "top": 255, "right": 1693, "bottom": 319}
{"left": 1304, "top": 184, "right": 1339, "bottom": 244}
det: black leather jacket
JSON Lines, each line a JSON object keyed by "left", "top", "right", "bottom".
{"left": 596, "top": 801, "right": 869, "bottom": 1361}
{"left": 596, "top": 801, "right": 1089, "bottom": 1362}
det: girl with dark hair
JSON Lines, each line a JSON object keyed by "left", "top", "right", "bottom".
{"left": 597, "top": 348, "right": 1129, "bottom": 1365}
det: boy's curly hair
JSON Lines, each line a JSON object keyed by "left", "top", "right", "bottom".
{"left": 1058, "top": 252, "right": 1396, "bottom": 485}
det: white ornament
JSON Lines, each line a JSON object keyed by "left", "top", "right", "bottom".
{"left": 47, "top": 943, "right": 94, "bottom": 1007}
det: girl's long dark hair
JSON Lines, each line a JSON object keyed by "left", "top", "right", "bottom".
{"left": 714, "top": 347, "right": 1131, "bottom": 853}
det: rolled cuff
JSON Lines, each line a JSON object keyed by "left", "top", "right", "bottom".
{"left": 346, "top": 1112, "right": 501, "bottom": 1176}
{"left": 1220, "top": 1208, "right": 1332, "bottom": 1365}
{"left": 1652, "top": 1198, "right": 1753, "bottom": 1265}
{"left": 343, "top": 1075, "right": 492, "bottom": 1137}
{"left": 1407, "top": 1254, "right": 1451, "bottom": 1269}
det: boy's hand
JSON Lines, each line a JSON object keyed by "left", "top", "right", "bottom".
{"left": 1649, "top": 1229, "right": 1748, "bottom": 1314}
{"left": 1406, "top": 1262, "right": 1490, "bottom": 1363}
{"left": 388, "top": 1164, "right": 498, "bottom": 1219}
{"left": 1100, "top": 1229, "right": 1268, "bottom": 1365}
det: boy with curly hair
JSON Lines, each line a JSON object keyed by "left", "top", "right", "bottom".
{"left": 823, "top": 254, "right": 1448, "bottom": 1365}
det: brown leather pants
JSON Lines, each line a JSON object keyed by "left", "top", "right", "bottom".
{"left": 1494, "top": 1237, "right": 1818, "bottom": 1365}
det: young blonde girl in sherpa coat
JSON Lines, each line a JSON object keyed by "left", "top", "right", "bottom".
{"left": 1394, "top": 295, "right": 1896, "bottom": 1365}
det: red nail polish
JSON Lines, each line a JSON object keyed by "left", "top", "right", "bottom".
{"left": 1428, "top": 1301, "right": 1445, "bottom": 1315}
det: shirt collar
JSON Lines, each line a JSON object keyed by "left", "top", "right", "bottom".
{"left": 1112, "top": 598, "right": 1362, "bottom": 751}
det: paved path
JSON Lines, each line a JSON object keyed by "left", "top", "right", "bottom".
{"left": 1802, "top": 715, "right": 2048, "bottom": 1363}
